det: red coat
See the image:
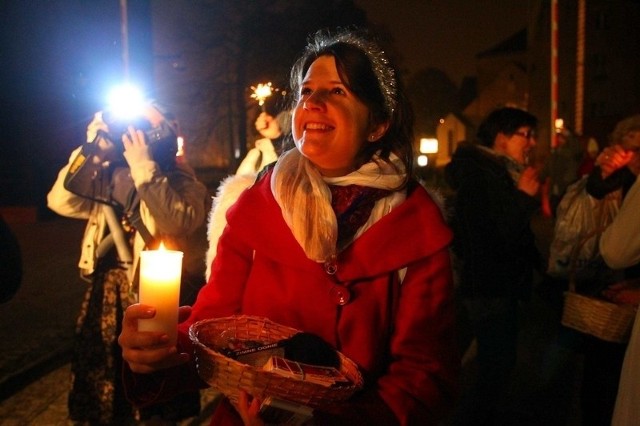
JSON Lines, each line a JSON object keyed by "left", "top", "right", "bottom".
{"left": 127, "top": 171, "right": 458, "bottom": 425}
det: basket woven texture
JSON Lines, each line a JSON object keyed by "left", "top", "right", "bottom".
{"left": 562, "top": 291, "right": 636, "bottom": 343}
{"left": 189, "top": 315, "right": 364, "bottom": 408}
{"left": 561, "top": 227, "right": 636, "bottom": 343}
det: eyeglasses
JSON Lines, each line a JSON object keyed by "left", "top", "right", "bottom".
{"left": 513, "top": 130, "right": 537, "bottom": 140}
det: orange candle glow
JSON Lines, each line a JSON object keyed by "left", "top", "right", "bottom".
{"left": 138, "top": 243, "right": 183, "bottom": 345}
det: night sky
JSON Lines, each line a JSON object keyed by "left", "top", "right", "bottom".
{"left": 356, "top": 0, "right": 532, "bottom": 84}
{"left": 0, "top": 1, "right": 152, "bottom": 207}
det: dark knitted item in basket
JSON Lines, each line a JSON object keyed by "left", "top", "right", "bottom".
{"left": 284, "top": 333, "right": 340, "bottom": 369}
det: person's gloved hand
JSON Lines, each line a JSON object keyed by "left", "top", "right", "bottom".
{"left": 122, "top": 126, "right": 153, "bottom": 168}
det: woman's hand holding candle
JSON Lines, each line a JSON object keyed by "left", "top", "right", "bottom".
{"left": 119, "top": 304, "right": 192, "bottom": 374}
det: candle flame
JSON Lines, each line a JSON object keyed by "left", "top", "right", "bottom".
{"left": 158, "top": 241, "right": 166, "bottom": 251}
{"left": 250, "top": 82, "right": 274, "bottom": 106}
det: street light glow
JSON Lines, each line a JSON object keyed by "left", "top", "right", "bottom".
{"left": 420, "top": 138, "right": 439, "bottom": 154}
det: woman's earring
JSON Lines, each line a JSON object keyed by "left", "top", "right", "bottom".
{"left": 368, "top": 135, "right": 377, "bottom": 141}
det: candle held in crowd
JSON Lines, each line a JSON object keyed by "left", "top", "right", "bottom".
{"left": 138, "top": 243, "right": 183, "bottom": 345}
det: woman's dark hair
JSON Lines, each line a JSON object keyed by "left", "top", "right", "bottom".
{"left": 288, "top": 29, "right": 414, "bottom": 186}
{"left": 476, "top": 107, "right": 538, "bottom": 147}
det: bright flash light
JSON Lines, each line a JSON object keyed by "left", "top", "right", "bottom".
{"left": 417, "top": 155, "right": 429, "bottom": 167}
{"left": 107, "top": 83, "right": 145, "bottom": 121}
{"left": 250, "top": 82, "right": 274, "bottom": 106}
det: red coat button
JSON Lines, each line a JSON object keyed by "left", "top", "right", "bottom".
{"left": 329, "top": 285, "right": 351, "bottom": 306}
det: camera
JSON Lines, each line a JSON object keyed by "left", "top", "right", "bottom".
{"left": 100, "top": 112, "right": 176, "bottom": 147}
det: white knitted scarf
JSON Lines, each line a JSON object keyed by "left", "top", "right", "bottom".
{"left": 271, "top": 148, "right": 406, "bottom": 262}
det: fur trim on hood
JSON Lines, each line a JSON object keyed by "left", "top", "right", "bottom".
{"left": 205, "top": 173, "right": 256, "bottom": 281}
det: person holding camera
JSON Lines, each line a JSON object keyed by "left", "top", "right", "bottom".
{"left": 47, "top": 103, "right": 209, "bottom": 425}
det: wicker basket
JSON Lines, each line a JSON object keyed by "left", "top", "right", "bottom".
{"left": 562, "top": 290, "right": 636, "bottom": 343}
{"left": 188, "top": 315, "right": 364, "bottom": 409}
{"left": 560, "top": 226, "right": 637, "bottom": 344}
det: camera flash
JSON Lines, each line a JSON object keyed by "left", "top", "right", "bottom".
{"left": 107, "top": 84, "right": 145, "bottom": 121}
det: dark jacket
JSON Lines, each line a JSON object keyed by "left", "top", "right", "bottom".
{"left": 445, "top": 142, "right": 541, "bottom": 299}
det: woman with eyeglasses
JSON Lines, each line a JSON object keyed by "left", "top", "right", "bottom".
{"left": 444, "top": 106, "right": 542, "bottom": 425}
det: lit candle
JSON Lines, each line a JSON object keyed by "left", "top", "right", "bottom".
{"left": 138, "top": 243, "right": 183, "bottom": 345}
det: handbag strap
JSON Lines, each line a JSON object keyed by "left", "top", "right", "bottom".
{"left": 126, "top": 208, "right": 157, "bottom": 248}
{"left": 568, "top": 228, "right": 603, "bottom": 292}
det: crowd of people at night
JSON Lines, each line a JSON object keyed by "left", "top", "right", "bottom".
{"left": 34, "top": 25, "right": 640, "bottom": 426}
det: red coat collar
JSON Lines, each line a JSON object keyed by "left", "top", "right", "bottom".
{"left": 226, "top": 170, "right": 452, "bottom": 281}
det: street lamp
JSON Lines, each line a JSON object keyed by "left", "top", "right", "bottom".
{"left": 420, "top": 138, "right": 439, "bottom": 154}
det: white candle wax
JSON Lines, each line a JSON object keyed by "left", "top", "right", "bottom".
{"left": 138, "top": 247, "right": 183, "bottom": 345}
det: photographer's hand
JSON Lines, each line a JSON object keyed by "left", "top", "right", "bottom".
{"left": 86, "top": 112, "right": 109, "bottom": 143}
{"left": 86, "top": 111, "right": 117, "bottom": 163}
{"left": 122, "top": 126, "right": 153, "bottom": 168}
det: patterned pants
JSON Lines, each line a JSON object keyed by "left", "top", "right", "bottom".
{"left": 68, "top": 267, "right": 136, "bottom": 424}
{"left": 68, "top": 266, "right": 200, "bottom": 424}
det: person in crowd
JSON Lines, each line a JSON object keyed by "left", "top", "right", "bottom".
{"left": 444, "top": 107, "right": 542, "bottom": 426}
{"left": 235, "top": 110, "right": 292, "bottom": 177}
{"left": 47, "top": 103, "right": 209, "bottom": 425}
{"left": 254, "top": 109, "right": 292, "bottom": 142}
{"left": 599, "top": 172, "right": 640, "bottom": 426}
{"left": 586, "top": 114, "right": 640, "bottom": 199}
{"left": 0, "top": 212, "right": 22, "bottom": 303}
{"left": 533, "top": 114, "right": 640, "bottom": 426}
{"left": 119, "top": 28, "right": 459, "bottom": 425}
{"left": 206, "top": 110, "right": 288, "bottom": 281}
{"left": 577, "top": 115, "right": 640, "bottom": 426}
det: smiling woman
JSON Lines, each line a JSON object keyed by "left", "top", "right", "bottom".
{"left": 119, "top": 28, "right": 459, "bottom": 426}
{"left": 291, "top": 55, "right": 383, "bottom": 177}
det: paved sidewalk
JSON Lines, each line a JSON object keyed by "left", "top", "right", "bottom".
{"left": 0, "top": 216, "right": 85, "bottom": 402}
{"left": 0, "top": 363, "right": 221, "bottom": 425}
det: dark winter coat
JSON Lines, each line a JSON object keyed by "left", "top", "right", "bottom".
{"left": 445, "top": 142, "right": 541, "bottom": 299}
